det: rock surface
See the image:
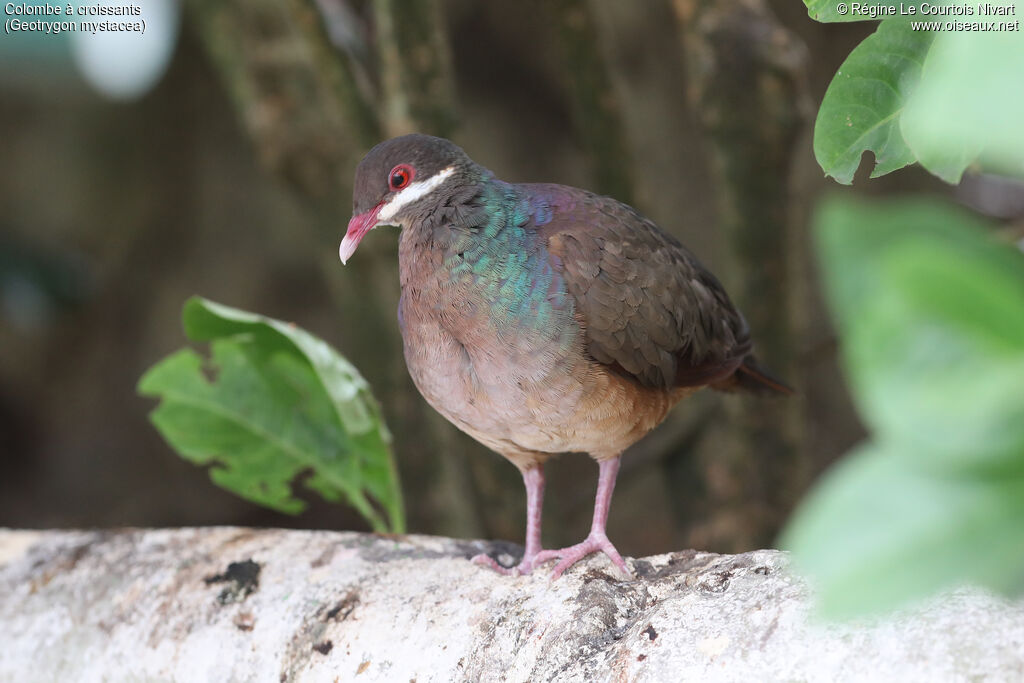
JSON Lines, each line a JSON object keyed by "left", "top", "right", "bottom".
{"left": 0, "top": 528, "right": 1021, "bottom": 682}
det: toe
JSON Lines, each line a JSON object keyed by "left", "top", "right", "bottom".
{"left": 515, "top": 553, "right": 543, "bottom": 575}
{"left": 513, "top": 561, "right": 533, "bottom": 576}
{"left": 549, "top": 558, "right": 575, "bottom": 580}
{"left": 601, "top": 545, "right": 631, "bottom": 577}
{"left": 592, "top": 537, "right": 631, "bottom": 578}
{"left": 533, "top": 549, "right": 561, "bottom": 565}
{"left": 536, "top": 536, "right": 633, "bottom": 579}
{"left": 471, "top": 553, "right": 512, "bottom": 575}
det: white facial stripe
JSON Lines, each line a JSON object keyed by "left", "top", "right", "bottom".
{"left": 377, "top": 166, "right": 455, "bottom": 222}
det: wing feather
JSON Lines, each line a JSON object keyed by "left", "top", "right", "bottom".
{"left": 532, "top": 185, "right": 752, "bottom": 390}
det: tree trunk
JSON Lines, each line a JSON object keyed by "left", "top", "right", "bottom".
{"left": 675, "top": 0, "right": 811, "bottom": 551}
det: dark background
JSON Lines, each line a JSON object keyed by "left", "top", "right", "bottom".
{"left": 2, "top": 0, "right": 1000, "bottom": 557}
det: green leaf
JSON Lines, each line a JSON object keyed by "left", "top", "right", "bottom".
{"left": 901, "top": 31, "right": 1024, "bottom": 183}
{"left": 814, "top": 196, "right": 1010, "bottom": 327}
{"left": 813, "top": 21, "right": 935, "bottom": 184}
{"left": 786, "top": 195, "right": 1024, "bottom": 619}
{"left": 816, "top": 196, "right": 1024, "bottom": 472}
{"left": 138, "top": 297, "right": 405, "bottom": 533}
{"left": 870, "top": 244, "right": 1024, "bottom": 469}
{"left": 780, "top": 445, "right": 1024, "bottom": 619}
{"left": 182, "top": 298, "right": 387, "bottom": 439}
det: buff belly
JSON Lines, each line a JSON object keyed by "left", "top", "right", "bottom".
{"left": 401, "top": 306, "right": 696, "bottom": 470}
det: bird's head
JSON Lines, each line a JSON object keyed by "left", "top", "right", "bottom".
{"left": 341, "top": 134, "right": 472, "bottom": 264}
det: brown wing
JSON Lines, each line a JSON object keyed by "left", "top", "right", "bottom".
{"left": 534, "top": 185, "right": 752, "bottom": 391}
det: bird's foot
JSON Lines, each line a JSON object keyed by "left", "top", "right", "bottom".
{"left": 471, "top": 552, "right": 540, "bottom": 576}
{"left": 533, "top": 532, "right": 631, "bottom": 580}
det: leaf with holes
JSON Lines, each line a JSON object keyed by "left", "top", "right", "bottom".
{"left": 813, "top": 21, "right": 934, "bottom": 184}
{"left": 138, "top": 297, "right": 404, "bottom": 533}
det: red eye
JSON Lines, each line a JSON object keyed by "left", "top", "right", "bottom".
{"left": 388, "top": 164, "right": 414, "bottom": 191}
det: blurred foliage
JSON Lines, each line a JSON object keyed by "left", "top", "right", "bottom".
{"left": 139, "top": 297, "right": 404, "bottom": 533}
{"left": 902, "top": 32, "right": 1024, "bottom": 182}
{"left": 781, "top": 197, "right": 1024, "bottom": 618}
{"left": 790, "top": 1, "right": 1024, "bottom": 619}
{"left": 811, "top": 5, "right": 1024, "bottom": 184}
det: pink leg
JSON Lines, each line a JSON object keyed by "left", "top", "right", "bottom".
{"left": 472, "top": 465, "right": 545, "bottom": 575}
{"left": 534, "top": 456, "right": 630, "bottom": 579}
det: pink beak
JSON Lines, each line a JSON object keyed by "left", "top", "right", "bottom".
{"left": 339, "top": 203, "right": 382, "bottom": 265}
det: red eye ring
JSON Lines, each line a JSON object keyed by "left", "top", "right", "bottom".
{"left": 388, "top": 164, "right": 414, "bottom": 191}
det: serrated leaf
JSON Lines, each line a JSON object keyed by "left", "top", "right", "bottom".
{"left": 781, "top": 445, "right": 1024, "bottom": 619}
{"left": 139, "top": 297, "right": 404, "bottom": 532}
{"left": 813, "top": 21, "right": 934, "bottom": 184}
{"left": 902, "top": 31, "right": 1024, "bottom": 183}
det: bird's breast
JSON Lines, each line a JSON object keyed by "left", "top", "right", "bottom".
{"left": 396, "top": 235, "right": 593, "bottom": 453}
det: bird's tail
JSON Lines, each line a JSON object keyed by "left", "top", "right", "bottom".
{"left": 711, "top": 356, "right": 794, "bottom": 396}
